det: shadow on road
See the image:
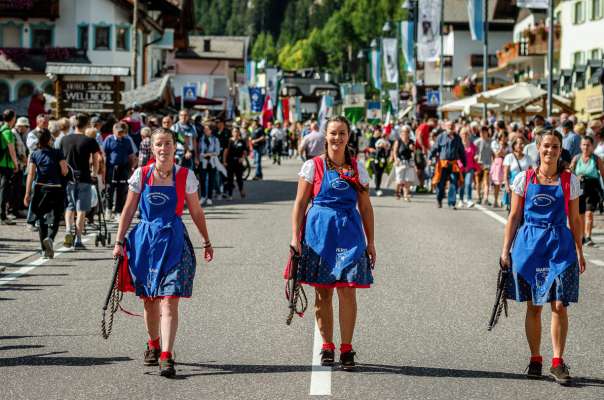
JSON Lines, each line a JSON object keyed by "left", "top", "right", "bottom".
{"left": 355, "top": 364, "right": 604, "bottom": 388}
{"left": 0, "top": 283, "right": 63, "bottom": 291}
{"left": 0, "top": 344, "right": 45, "bottom": 351}
{"left": 151, "top": 362, "right": 312, "bottom": 379}
{"left": 0, "top": 351, "right": 132, "bottom": 367}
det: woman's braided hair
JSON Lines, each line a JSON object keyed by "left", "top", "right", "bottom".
{"left": 323, "top": 116, "right": 367, "bottom": 192}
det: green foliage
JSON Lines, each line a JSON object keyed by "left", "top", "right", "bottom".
{"left": 195, "top": 0, "right": 408, "bottom": 78}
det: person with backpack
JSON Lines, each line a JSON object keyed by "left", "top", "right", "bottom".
{"left": 570, "top": 135, "right": 604, "bottom": 247}
{"left": 112, "top": 127, "right": 213, "bottom": 378}
{"left": 290, "top": 116, "right": 375, "bottom": 371}
{"left": 501, "top": 129, "right": 585, "bottom": 386}
{"left": 23, "top": 128, "right": 68, "bottom": 258}
{"left": 0, "top": 109, "right": 20, "bottom": 225}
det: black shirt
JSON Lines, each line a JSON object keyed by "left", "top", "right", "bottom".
{"left": 60, "top": 133, "right": 100, "bottom": 184}
{"left": 227, "top": 139, "right": 248, "bottom": 165}
{"left": 396, "top": 139, "right": 414, "bottom": 161}
{"left": 31, "top": 148, "right": 64, "bottom": 184}
{"left": 252, "top": 127, "right": 265, "bottom": 150}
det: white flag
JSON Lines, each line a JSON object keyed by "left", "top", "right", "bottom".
{"left": 382, "top": 38, "right": 399, "bottom": 84}
{"left": 418, "top": 0, "right": 442, "bottom": 62}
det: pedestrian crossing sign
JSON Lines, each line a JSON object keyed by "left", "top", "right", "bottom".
{"left": 427, "top": 90, "right": 440, "bottom": 106}
{"left": 183, "top": 85, "right": 197, "bottom": 101}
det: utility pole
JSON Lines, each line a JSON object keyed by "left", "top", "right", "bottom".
{"left": 412, "top": 1, "right": 418, "bottom": 118}
{"left": 482, "top": 0, "right": 489, "bottom": 120}
{"left": 131, "top": 0, "right": 139, "bottom": 89}
{"left": 546, "top": 0, "right": 554, "bottom": 117}
{"left": 438, "top": 1, "right": 444, "bottom": 119}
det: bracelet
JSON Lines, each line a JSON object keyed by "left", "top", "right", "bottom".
{"left": 115, "top": 240, "right": 124, "bottom": 246}
{"left": 203, "top": 241, "right": 212, "bottom": 248}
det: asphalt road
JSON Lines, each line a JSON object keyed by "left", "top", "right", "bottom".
{"left": 1, "top": 158, "right": 604, "bottom": 400}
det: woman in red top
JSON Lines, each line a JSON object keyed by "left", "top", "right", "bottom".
{"left": 459, "top": 127, "right": 478, "bottom": 208}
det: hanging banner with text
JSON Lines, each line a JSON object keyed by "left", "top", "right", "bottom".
{"left": 418, "top": 0, "right": 442, "bottom": 62}
{"left": 400, "top": 20, "right": 415, "bottom": 72}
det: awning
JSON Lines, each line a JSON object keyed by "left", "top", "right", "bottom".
{"left": 46, "top": 63, "right": 129, "bottom": 76}
{"left": 174, "top": 96, "right": 223, "bottom": 106}
{"left": 121, "top": 75, "right": 172, "bottom": 107}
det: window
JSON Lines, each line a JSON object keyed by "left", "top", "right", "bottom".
{"left": 574, "top": 1, "right": 585, "bottom": 24}
{"left": 574, "top": 51, "right": 585, "bottom": 65}
{"left": 1, "top": 25, "right": 21, "bottom": 47}
{"left": 591, "top": 0, "right": 602, "bottom": 19}
{"left": 591, "top": 48, "right": 602, "bottom": 60}
{"left": 0, "top": 82, "right": 10, "bottom": 104}
{"left": 78, "top": 25, "right": 89, "bottom": 50}
{"left": 16, "top": 81, "right": 34, "bottom": 100}
{"left": 203, "top": 39, "right": 211, "bottom": 52}
{"left": 94, "top": 25, "right": 111, "bottom": 50}
{"left": 31, "top": 27, "right": 53, "bottom": 48}
{"left": 115, "top": 25, "right": 129, "bottom": 51}
{"left": 470, "top": 54, "right": 498, "bottom": 68}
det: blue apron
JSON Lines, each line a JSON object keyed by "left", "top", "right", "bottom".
{"left": 511, "top": 175, "right": 577, "bottom": 305}
{"left": 126, "top": 166, "right": 185, "bottom": 297}
{"left": 304, "top": 159, "right": 366, "bottom": 273}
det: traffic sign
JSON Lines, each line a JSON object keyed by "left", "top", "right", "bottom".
{"left": 427, "top": 90, "right": 440, "bottom": 106}
{"left": 183, "top": 84, "right": 197, "bottom": 101}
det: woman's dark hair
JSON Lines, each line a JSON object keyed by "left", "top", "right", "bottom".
{"left": 581, "top": 135, "right": 595, "bottom": 145}
{"left": 36, "top": 128, "right": 52, "bottom": 150}
{"left": 536, "top": 129, "right": 565, "bottom": 174}
{"left": 323, "top": 116, "right": 367, "bottom": 193}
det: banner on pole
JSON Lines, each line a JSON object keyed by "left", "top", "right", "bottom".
{"left": 418, "top": 0, "right": 442, "bottom": 62}
{"left": 366, "top": 101, "right": 382, "bottom": 124}
{"left": 400, "top": 21, "right": 415, "bottom": 72}
{"left": 249, "top": 87, "right": 264, "bottom": 113}
{"left": 517, "top": 0, "right": 548, "bottom": 9}
{"left": 246, "top": 61, "right": 257, "bottom": 85}
{"left": 239, "top": 85, "right": 251, "bottom": 114}
{"left": 318, "top": 95, "right": 334, "bottom": 133}
{"left": 370, "top": 49, "right": 382, "bottom": 90}
{"left": 340, "top": 83, "right": 366, "bottom": 107}
{"left": 388, "top": 89, "right": 400, "bottom": 114}
{"left": 467, "top": 0, "right": 484, "bottom": 41}
{"left": 382, "top": 38, "right": 399, "bottom": 84}
{"left": 265, "top": 68, "right": 279, "bottom": 106}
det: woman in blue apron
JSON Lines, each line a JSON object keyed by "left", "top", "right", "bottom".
{"left": 113, "top": 128, "right": 214, "bottom": 378}
{"left": 500, "top": 129, "right": 585, "bottom": 386}
{"left": 291, "top": 116, "right": 375, "bottom": 371}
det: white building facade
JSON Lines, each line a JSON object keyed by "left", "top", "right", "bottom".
{"left": 0, "top": 0, "right": 175, "bottom": 104}
{"left": 557, "top": 0, "right": 604, "bottom": 69}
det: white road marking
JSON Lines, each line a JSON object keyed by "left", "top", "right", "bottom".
{"left": 309, "top": 320, "right": 331, "bottom": 396}
{"left": 475, "top": 204, "right": 604, "bottom": 266}
{"left": 475, "top": 204, "right": 508, "bottom": 226}
{"left": 0, "top": 235, "right": 94, "bottom": 286}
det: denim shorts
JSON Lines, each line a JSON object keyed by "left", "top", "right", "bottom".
{"left": 66, "top": 182, "right": 92, "bottom": 212}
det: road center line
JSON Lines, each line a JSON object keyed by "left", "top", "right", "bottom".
{"left": 0, "top": 235, "right": 94, "bottom": 285}
{"left": 309, "top": 320, "right": 331, "bottom": 396}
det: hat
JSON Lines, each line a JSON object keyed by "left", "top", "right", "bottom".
{"left": 16, "top": 117, "right": 29, "bottom": 127}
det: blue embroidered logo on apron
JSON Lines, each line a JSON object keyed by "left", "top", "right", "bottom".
{"left": 532, "top": 193, "right": 556, "bottom": 207}
{"left": 147, "top": 192, "right": 170, "bottom": 206}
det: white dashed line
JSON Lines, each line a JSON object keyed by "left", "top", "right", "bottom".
{"left": 0, "top": 234, "right": 95, "bottom": 285}
{"left": 309, "top": 321, "right": 331, "bottom": 396}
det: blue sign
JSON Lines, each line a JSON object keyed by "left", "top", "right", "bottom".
{"left": 427, "top": 90, "right": 440, "bottom": 106}
{"left": 183, "top": 85, "right": 197, "bottom": 101}
{"left": 249, "top": 87, "right": 264, "bottom": 113}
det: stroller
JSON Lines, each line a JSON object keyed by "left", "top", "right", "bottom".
{"left": 92, "top": 177, "right": 111, "bottom": 247}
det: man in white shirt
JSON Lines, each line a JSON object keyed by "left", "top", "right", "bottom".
{"left": 299, "top": 121, "right": 325, "bottom": 160}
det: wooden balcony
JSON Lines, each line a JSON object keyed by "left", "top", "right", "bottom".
{"left": 0, "top": 0, "right": 60, "bottom": 20}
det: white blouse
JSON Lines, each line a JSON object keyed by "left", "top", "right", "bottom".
{"left": 298, "top": 159, "right": 370, "bottom": 186}
{"left": 128, "top": 165, "right": 199, "bottom": 194}
{"left": 510, "top": 171, "right": 581, "bottom": 200}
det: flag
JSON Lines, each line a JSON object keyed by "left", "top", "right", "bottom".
{"left": 275, "top": 99, "right": 283, "bottom": 122}
{"left": 517, "top": 0, "right": 548, "bottom": 9}
{"left": 246, "top": 61, "right": 257, "bottom": 85}
{"left": 340, "top": 83, "right": 366, "bottom": 107}
{"left": 281, "top": 98, "right": 290, "bottom": 122}
{"left": 382, "top": 38, "right": 399, "bottom": 84}
{"left": 370, "top": 48, "right": 382, "bottom": 90}
{"left": 366, "top": 101, "right": 382, "bottom": 125}
{"left": 467, "top": 0, "right": 484, "bottom": 41}
{"left": 239, "top": 85, "right": 251, "bottom": 114}
{"left": 261, "top": 94, "right": 273, "bottom": 128}
{"left": 400, "top": 20, "right": 415, "bottom": 72}
{"left": 265, "top": 68, "right": 279, "bottom": 106}
{"left": 293, "top": 96, "right": 302, "bottom": 122}
{"left": 384, "top": 109, "right": 393, "bottom": 136}
{"left": 388, "top": 89, "right": 400, "bottom": 114}
{"left": 318, "top": 95, "right": 334, "bottom": 133}
{"left": 249, "top": 87, "right": 264, "bottom": 113}
{"left": 418, "top": 0, "right": 442, "bottom": 62}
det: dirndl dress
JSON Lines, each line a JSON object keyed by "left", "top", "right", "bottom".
{"left": 490, "top": 157, "right": 504, "bottom": 185}
{"left": 506, "top": 170, "right": 579, "bottom": 306}
{"left": 297, "top": 157, "right": 373, "bottom": 288}
{"left": 125, "top": 165, "right": 196, "bottom": 298}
